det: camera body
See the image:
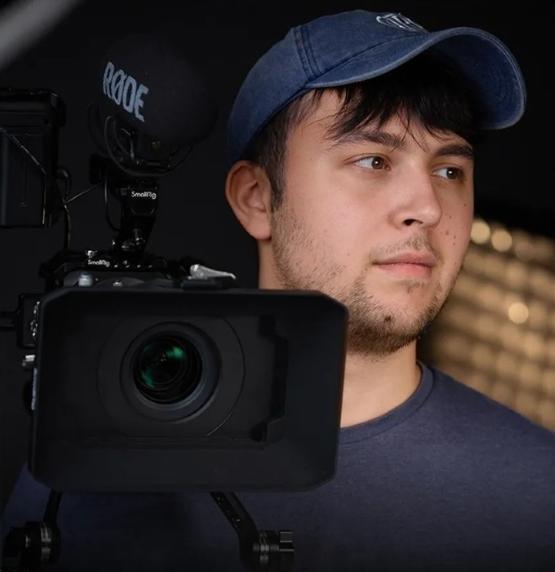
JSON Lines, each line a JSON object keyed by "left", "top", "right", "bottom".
{"left": 29, "top": 281, "right": 347, "bottom": 492}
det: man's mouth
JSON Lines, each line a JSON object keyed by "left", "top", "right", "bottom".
{"left": 373, "top": 250, "right": 436, "bottom": 279}
{"left": 373, "top": 262, "right": 433, "bottom": 279}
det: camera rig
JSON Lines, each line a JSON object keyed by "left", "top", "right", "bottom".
{"left": 0, "top": 88, "right": 299, "bottom": 572}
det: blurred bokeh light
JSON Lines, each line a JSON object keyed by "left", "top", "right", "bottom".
{"left": 423, "top": 218, "right": 555, "bottom": 432}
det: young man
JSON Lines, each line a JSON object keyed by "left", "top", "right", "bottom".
{"left": 222, "top": 9, "right": 555, "bottom": 570}
{"left": 3, "top": 9, "right": 555, "bottom": 572}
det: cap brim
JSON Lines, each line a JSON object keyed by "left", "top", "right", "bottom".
{"left": 306, "top": 27, "right": 526, "bottom": 129}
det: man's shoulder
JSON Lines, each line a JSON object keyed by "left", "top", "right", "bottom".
{"left": 425, "top": 363, "right": 555, "bottom": 448}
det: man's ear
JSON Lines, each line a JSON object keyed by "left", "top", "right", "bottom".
{"left": 225, "top": 160, "right": 273, "bottom": 241}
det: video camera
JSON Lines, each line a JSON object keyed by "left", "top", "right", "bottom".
{"left": 0, "top": 36, "right": 347, "bottom": 572}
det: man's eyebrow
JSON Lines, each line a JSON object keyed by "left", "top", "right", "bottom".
{"left": 326, "top": 129, "right": 475, "bottom": 159}
{"left": 434, "top": 143, "right": 475, "bottom": 160}
{"left": 326, "top": 129, "right": 406, "bottom": 150}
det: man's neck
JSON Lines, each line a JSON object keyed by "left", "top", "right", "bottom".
{"left": 340, "top": 342, "right": 422, "bottom": 428}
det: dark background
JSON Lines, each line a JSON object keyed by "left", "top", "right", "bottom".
{"left": 1, "top": 0, "right": 553, "bottom": 511}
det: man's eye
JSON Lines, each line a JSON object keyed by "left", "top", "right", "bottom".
{"left": 356, "top": 156, "right": 388, "bottom": 170}
{"left": 436, "top": 166, "right": 464, "bottom": 180}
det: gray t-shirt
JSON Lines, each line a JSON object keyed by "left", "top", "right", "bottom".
{"left": 3, "top": 362, "right": 555, "bottom": 571}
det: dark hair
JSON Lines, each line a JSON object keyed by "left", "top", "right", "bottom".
{"left": 244, "top": 50, "right": 484, "bottom": 211}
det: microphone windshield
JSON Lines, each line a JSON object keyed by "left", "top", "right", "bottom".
{"left": 99, "top": 35, "right": 217, "bottom": 148}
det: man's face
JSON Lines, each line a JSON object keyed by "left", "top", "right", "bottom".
{"left": 262, "top": 91, "right": 475, "bottom": 356}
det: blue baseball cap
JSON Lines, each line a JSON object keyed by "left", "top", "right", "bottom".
{"left": 227, "top": 10, "right": 526, "bottom": 165}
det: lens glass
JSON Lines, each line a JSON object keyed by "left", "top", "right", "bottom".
{"left": 134, "top": 335, "right": 202, "bottom": 404}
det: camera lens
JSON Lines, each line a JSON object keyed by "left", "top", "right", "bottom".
{"left": 133, "top": 335, "right": 202, "bottom": 404}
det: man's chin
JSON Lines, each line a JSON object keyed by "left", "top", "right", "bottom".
{"left": 346, "top": 319, "right": 422, "bottom": 355}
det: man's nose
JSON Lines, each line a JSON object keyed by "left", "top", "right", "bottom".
{"left": 389, "top": 168, "right": 442, "bottom": 229}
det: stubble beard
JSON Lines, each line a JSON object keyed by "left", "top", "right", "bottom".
{"left": 270, "top": 203, "right": 453, "bottom": 359}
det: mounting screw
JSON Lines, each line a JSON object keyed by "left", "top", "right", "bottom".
{"left": 77, "top": 272, "right": 94, "bottom": 287}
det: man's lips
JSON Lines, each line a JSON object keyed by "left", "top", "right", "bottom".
{"left": 373, "top": 252, "right": 437, "bottom": 279}
{"left": 374, "top": 251, "right": 437, "bottom": 266}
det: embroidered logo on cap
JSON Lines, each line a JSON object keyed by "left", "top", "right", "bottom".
{"left": 376, "top": 13, "right": 426, "bottom": 33}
